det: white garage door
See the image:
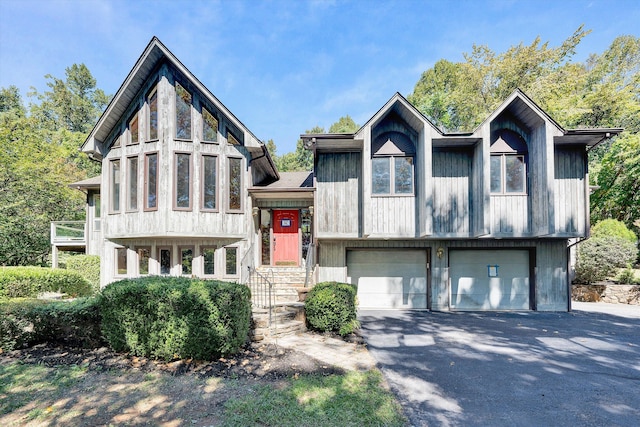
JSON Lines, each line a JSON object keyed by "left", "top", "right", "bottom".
{"left": 347, "top": 250, "right": 427, "bottom": 309}
{"left": 449, "top": 250, "right": 530, "bottom": 310}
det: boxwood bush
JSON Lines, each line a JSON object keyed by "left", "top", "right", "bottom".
{"left": 65, "top": 255, "right": 101, "bottom": 294}
{"left": 0, "top": 297, "right": 103, "bottom": 351}
{"left": 0, "top": 267, "right": 91, "bottom": 299}
{"left": 100, "top": 277, "right": 251, "bottom": 361}
{"left": 305, "top": 281, "right": 359, "bottom": 336}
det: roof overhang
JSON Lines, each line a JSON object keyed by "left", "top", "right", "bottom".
{"left": 68, "top": 176, "right": 101, "bottom": 191}
{"left": 300, "top": 133, "right": 363, "bottom": 152}
{"left": 555, "top": 128, "right": 624, "bottom": 148}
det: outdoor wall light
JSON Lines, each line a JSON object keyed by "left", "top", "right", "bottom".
{"left": 252, "top": 207, "right": 259, "bottom": 217}
{"left": 436, "top": 247, "right": 444, "bottom": 259}
{"left": 309, "top": 206, "right": 314, "bottom": 216}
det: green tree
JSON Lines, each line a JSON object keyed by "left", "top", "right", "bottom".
{"left": 329, "top": 115, "right": 359, "bottom": 133}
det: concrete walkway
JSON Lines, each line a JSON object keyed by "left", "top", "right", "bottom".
{"left": 359, "top": 302, "right": 640, "bottom": 427}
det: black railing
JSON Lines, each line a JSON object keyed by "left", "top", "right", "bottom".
{"left": 304, "top": 243, "right": 316, "bottom": 288}
{"left": 246, "top": 267, "right": 274, "bottom": 326}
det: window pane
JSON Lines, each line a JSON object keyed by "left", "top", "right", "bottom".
{"left": 490, "top": 156, "right": 502, "bottom": 193}
{"left": 175, "top": 83, "right": 192, "bottom": 139}
{"left": 112, "top": 136, "right": 121, "bottom": 148}
{"left": 505, "top": 155, "right": 525, "bottom": 193}
{"left": 225, "top": 247, "right": 237, "bottom": 275}
{"left": 175, "top": 153, "right": 191, "bottom": 208}
{"left": 394, "top": 157, "right": 414, "bottom": 194}
{"left": 202, "top": 155, "right": 217, "bottom": 210}
{"left": 129, "top": 114, "right": 139, "bottom": 144}
{"left": 228, "top": 158, "right": 242, "bottom": 210}
{"left": 148, "top": 90, "right": 158, "bottom": 140}
{"left": 202, "top": 108, "right": 218, "bottom": 142}
{"left": 128, "top": 157, "right": 138, "bottom": 210}
{"left": 94, "top": 194, "right": 101, "bottom": 218}
{"left": 228, "top": 133, "right": 240, "bottom": 145}
{"left": 372, "top": 157, "right": 390, "bottom": 194}
{"left": 146, "top": 153, "right": 157, "bottom": 209}
{"left": 203, "top": 247, "right": 215, "bottom": 275}
{"left": 116, "top": 248, "right": 127, "bottom": 275}
{"left": 181, "top": 248, "right": 193, "bottom": 275}
{"left": 160, "top": 248, "right": 171, "bottom": 275}
{"left": 111, "top": 159, "right": 120, "bottom": 212}
{"left": 138, "top": 247, "right": 150, "bottom": 275}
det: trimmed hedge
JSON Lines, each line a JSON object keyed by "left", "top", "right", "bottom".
{"left": 305, "top": 281, "right": 359, "bottom": 336}
{"left": 100, "top": 277, "right": 251, "bottom": 361}
{"left": 0, "top": 297, "right": 103, "bottom": 351}
{"left": 0, "top": 267, "right": 91, "bottom": 299}
{"left": 65, "top": 255, "right": 101, "bottom": 294}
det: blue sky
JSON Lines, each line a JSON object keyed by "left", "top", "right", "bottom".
{"left": 1, "top": 0, "right": 638, "bottom": 153}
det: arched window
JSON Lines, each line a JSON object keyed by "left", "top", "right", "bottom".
{"left": 490, "top": 129, "right": 527, "bottom": 194}
{"left": 371, "top": 131, "right": 415, "bottom": 195}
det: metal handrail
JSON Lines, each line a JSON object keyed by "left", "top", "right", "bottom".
{"left": 304, "top": 243, "right": 316, "bottom": 288}
{"left": 247, "top": 267, "right": 274, "bottom": 326}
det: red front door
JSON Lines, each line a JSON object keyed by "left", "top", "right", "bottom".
{"left": 273, "top": 210, "right": 299, "bottom": 266}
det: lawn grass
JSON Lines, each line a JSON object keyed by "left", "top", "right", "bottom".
{"left": 0, "top": 361, "right": 406, "bottom": 426}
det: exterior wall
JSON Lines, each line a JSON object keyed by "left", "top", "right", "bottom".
{"left": 86, "top": 190, "right": 102, "bottom": 255}
{"left": 432, "top": 149, "right": 472, "bottom": 236}
{"left": 553, "top": 146, "right": 587, "bottom": 236}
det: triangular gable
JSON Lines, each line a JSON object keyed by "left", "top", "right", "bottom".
{"left": 355, "top": 92, "right": 442, "bottom": 139}
{"left": 82, "top": 37, "right": 266, "bottom": 159}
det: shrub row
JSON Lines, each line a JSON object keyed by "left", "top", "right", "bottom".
{"left": 305, "top": 281, "right": 359, "bottom": 336}
{"left": 0, "top": 297, "right": 103, "bottom": 351}
{"left": 65, "top": 255, "right": 101, "bottom": 294}
{"left": 0, "top": 267, "right": 91, "bottom": 299}
{"left": 100, "top": 277, "right": 251, "bottom": 360}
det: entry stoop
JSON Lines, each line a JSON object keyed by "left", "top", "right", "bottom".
{"left": 250, "top": 302, "right": 306, "bottom": 341}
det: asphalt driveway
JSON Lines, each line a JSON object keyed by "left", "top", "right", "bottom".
{"left": 359, "top": 302, "right": 640, "bottom": 427}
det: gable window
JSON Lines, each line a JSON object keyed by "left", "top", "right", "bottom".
{"left": 202, "top": 246, "right": 216, "bottom": 275}
{"left": 148, "top": 87, "right": 158, "bottom": 140}
{"left": 202, "top": 155, "right": 218, "bottom": 211}
{"left": 228, "top": 157, "right": 242, "bottom": 211}
{"left": 175, "top": 82, "right": 192, "bottom": 139}
{"left": 180, "top": 247, "right": 193, "bottom": 275}
{"left": 227, "top": 132, "right": 241, "bottom": 146}
{"left": 128, "top": 113, "right": 139, "bottom": 145}
{"left": 116, "top": 247, "right": 127, "bottom": 276}
{"left": 112, "top": 135, "right": 121, "bottom": 149}
{"left": 137, "top": 247, "right": 150, "bottom": 275}
{"left": 174, "top": 152, "right": 192, "bottom": 210}
{"left": 371, "top": 131, "right": 415, "bottom": 196}
{"left": 145, "top": 152, "right": 158, "bottom": 210}
{"left": 127, "top": 156, "right": 138, "bottom": 211}
{"left": 110, "top": 159, "right": 121, "bottom": 212}
{"left": 490, "top": 129, "right": 528, "bottom": 194}
{"left": 202, "top": 107, "right": 218, "bottom": 142}
{"left": 225, "top": 247, "right": 237, "bottom": 276}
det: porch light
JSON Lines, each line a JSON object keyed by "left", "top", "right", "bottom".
{"left": 309, "top": 206, "right": 314, "bottom": 216}
{"left": 252, "top": 207, "right": 259, "bottom": 217}
{"left": 436, "top": 247, "right": 444, "bottom": 259}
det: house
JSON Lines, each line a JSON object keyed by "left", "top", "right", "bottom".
{"left": 52, "top": 37, "right": 620, "bottom": 312}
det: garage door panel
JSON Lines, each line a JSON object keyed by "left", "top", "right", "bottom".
{"left": 348, "top": 250, "right": 427, "bottom": 309}
{"left": 450, "top": 250, "right": 530, "bottom": 310}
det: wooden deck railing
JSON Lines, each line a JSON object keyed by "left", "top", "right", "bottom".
{"left": 50, "top": 221, "right": 86, "bottom": 245}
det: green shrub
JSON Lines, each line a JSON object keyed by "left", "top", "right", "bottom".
{"left": 305, "top": 282, "right": 359, "bottom": 336}
{"left": 592, "top": 219, "right": 638, "bottom": 244}
{"left": 575, "top": 236, "right": 638, "bottom": 284}
{"left": 65, "top": 255, "right": 101, "bottom": 294}
{"left": 0, "top": 267, "right": 91, "bottom": 299}
{"left": 0, "top": 297, "right": 103, "bottom": 351}
{"left": 100, "top": 277, "right": 251, "bottom": 361}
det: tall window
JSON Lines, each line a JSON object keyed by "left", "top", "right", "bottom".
{"left": 225, "top": 247, "right": 237, "bottom": 275}
{"left": 145, "top": 153, "right": 158, "bottom": 210}
{"left": 159, "top": 248, "right": 171, "bottom": 275}
{"left": 137, "top": 247, "right": 150, "bottom": 275}
{"left": 202, "top": 155, "right": 217, "bottom": 211}
{"left": 127, "top": 156, "right": 138, "bottom": 211}
{"left": 128, "top": 113, "right": 139, "bottom": 144}
{"left": 490, "top": 129, "right": 528, "bottom": 194}
{"left": 372, "top": 157, "right": 414, "bottom": 195}
{"left": 148, "top": 88, "right": 158, "bottom": 140}
{"left": 202, "top": 107, "right": 218, "bottom": 142}
{"left": 202, "top": 247, "right": 215, "bottom": 275}
{"left": 116, "top": 247, "right": 127, "bottom": 275}
{"left": 110, "top": 159, "right": 120, "bottom": 212}
{"left": 228, "top": 157, "right": 242, "bottom": 211}
{"left": 175, "top": 82, "right": 192, "bottom": 139}
{"left": 174, "top": 153, "right": 191, "bottom": 210}
{"left": 180, "top": 247, "right": 193, "bottom": 275}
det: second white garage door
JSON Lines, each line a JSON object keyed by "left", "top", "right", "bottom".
{"left": 347, "top": 250, "right": 428, "bottom": 309}
{"left": 449, "top": 249, "right": 530, "bottom": 310}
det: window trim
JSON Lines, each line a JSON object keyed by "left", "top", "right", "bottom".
{"left": 128, "top": 112, "right": 140, "bottom": 145}
{"left": 201, "top": 245, "right": 217, "bottom": 277}
{"left": 115, "top": 247, "right": 128, "bottom": 277}
{"left": 126, "top": 155, "right": 139, "bottom": 212}
{"left": 371, "top": 155, "right": 415, "bottom": 197}
{"left": 175, "top": 81, "right": 193, "bottom": 141}
{"left": 109, "top": 158, "right": 121, "bottom": 213}
{"left": 146, "top": 86, "right": 159, "bottom": 142}
{"left": 144, "top": 151, "right": 159, "bottom": 212}
{"left": 173, "top": 151, "right": 193, "bottom": 211}
{"left": 490, "top": 153, "right": 528, "bottom": 195}
{"left": 227, "top": 156, "right": 244, "bottom": 213}
{"left": 201, "top": 154, "right": 219, "bottom": 212}
{"left": 137, "top": 246, "right": 151, "bottom": 276}
{"left": 202, "top": 106, "right": 219, "bottom": 143}
{"left": 158, "top": 246, "right": 172, "bottom": 275}
{"left": 224, "top": 246, "right": 238, "bottom": 277}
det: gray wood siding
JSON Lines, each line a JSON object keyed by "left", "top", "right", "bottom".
{"left": 316, "top": 152, "right": 361, "bottom": 237}
{"left": 535, "top": 240, "right": 568, "bottom": 311}
{"left": 369, "top": 197, "right": 416, "bottom": 236}
{"left": 490, "top": 195, "right": 529, "bottom": 235}
{"left": 432, "top": 149, "right": 472, "bottom": 235}
{"left": 554, "top": 147, "right": 586, "bottom": 235}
